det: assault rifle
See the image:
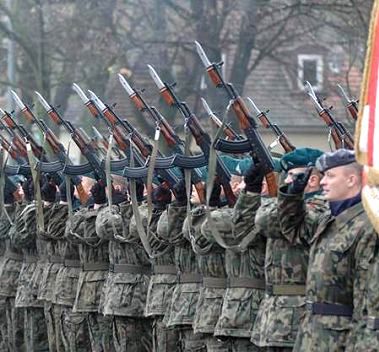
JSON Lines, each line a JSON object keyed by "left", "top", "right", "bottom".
{"left": 305, "top": 81, "right": 354, "bottom": 150}
{"left": 195, "top": 41, "right": 277, "bottom": 197}
{"left": 148, "top": 64, "right": 237, "bottom": 206}
{"left": 0, "top": 108, "right": 45, "bottom": 159}
{"left": 337, "top": 84, "right": 358, "bottom": 121}
{"left": 0, "top": 134, "right": 25, "bottom": 163}
{"left": 88, "top": 90, "right": 181, "bottom": 188}
{"left": 11, "top": 91, "right": 89, "bottom": 204}
{"left": 118, "top": 74, "right": 205, "bottom": 203}
{"left": 247, "top": 97, "right": 296, "bottom": 153}
{"left": 0, "top": 119, "right": 27, "bottom": 158}
{"left": 35, "top": 91, "right": 107, "bottom": 181}
{"left": 72, "top": 83, "right": 130, "bottom": 155}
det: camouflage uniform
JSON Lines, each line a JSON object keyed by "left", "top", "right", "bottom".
{"left": 53, "top": 204, "right": 91, "bottom": 352}
{"left": 146, "top": 204, "right": 181, "bottom": 352}
{"left": 347, "top": 237, "right": 379, "bottom": 352}
{"left": 13, "top": 202, "right": 50, "bottom": 351}
{"left": 0, "top": 204, "right": 18, "bottom": 351}
{"left": 278, "top": 191, "right": 377, "bottom": 351}
{"left": 99, "top": 202, "right": 152, "bottom": 352}
{"left": 38, "top": 203, "right": 74, "bottom": 352}
{"left": 163, "top": 204, "right": 208, "bottom": 351}
{"left": 67, "top": 207, "right": 113, "bottom": 352}
{"left": 0, "top": 203, "right": 25, "bottom": 351}
{"left": 200, "top": 191, "right": 266, "bottom": 351}
{"left": 250, "top": 192, "right": 327, "bottom": 351}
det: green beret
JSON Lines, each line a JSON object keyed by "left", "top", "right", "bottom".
{"left": 280, "top": 148, "right": 324, "bottom": 172}
{"left": 316, "top": 149, "right": 355, "bottom": 173}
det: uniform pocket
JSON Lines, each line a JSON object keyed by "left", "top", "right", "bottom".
{"left": 266, "top": 296, "right": 306, "bottom": 344}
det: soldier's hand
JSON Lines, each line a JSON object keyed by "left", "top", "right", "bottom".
{"left": 91, "top": 180, "right": 107, "bottom": 205}
{"left": 287, "top": 167, "right": 313, "bottom": 194}
{"left": 208, "top": 179, "right": 222, "bottom": 207}
{"left": 244, "top": 162, "right": 265, "bottom": 193}
{"left": 152, "top": 183, "right": 172, "bottom": 209}
{"left": 173, "top": 179, "right": 188, "bottom": 207}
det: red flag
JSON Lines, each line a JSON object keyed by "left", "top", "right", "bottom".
{"left": 356, "top": 0, "right": 379, "bottom": 232}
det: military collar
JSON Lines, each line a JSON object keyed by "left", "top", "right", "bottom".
{"left": 333, "top": 201, "right": 364, "bottom": 229}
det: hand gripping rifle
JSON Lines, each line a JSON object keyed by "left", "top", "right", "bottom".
{"left": 247, "top": 97, "right": 296, "bottom": 153}
{"left": 305, "top": 81, "right": 354, "bottom": 150}
{"left": 195, "top": 41, "right": 277, "bottom": 197}
{"left": 337, "top": 84, "right": 358, "bottom": 122}
{"left": 88, "top": 90, "right": 180, "bottom": 189}
{"left": 148, "top": 64, "right": 237, "bottom": 206}
{"left": 11, "top": 91, "right": 89, "bottom": 203}
{"left": 35, "top": 91, "right": 107, "bottom": 182}
{"left": 118, "top": 74, "right": 205, "bottom": 203}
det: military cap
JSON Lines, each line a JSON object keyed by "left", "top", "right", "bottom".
{"left": 280, "top": 147, "right": 324, "bottom": 172}
{"left": 316, "top": 148, "right": 355, "bottom": 173}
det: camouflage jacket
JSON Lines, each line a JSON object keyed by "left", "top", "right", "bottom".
{"left": 53, "top": 204, "right": 81, "bottom": 307}
{"left": 0, "top": 203, "right": 25, "bottom": 297}
{"left": 347, "top": 237, "right": 379, "bottom": 352}
{"left": 14, "top": 203, "right": 53, "bottom": 308}
{"left": 38, "top": 203, "right": 69, "bottom": 301}
{"left": 100, "top": 202, "right": 151, "bottom": 317}
{"left": 251, "top": 191, "right": 328, "bottom": 348}
{"left": 278, "top": 191, "right": 377, "bottom": 351}
{"left": 145, "top": 204, "right": 178, "bottom": 317}
{"left": 200, "top": 191, "right": 266, "bottom": 338}
{"left": 66, "top": 207, "right": 109, "bottom": 313}
{"left": 164, "top": 204, "right": 203, "bottom": 327}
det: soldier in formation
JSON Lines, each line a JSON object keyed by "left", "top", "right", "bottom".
{"left": 0, "top": 57, "right": 375, "bottom": 352}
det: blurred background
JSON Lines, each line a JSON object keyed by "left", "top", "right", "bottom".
{"left": 0, "top": 0, "right": 373, "bottom": 159}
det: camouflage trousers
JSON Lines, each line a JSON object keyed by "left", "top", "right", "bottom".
{"left": 23, "top": 307, "right": 49, "bottom": 351}
{"left": 60, "top": 306, "right": 91, "bottom": 352}
{"left": 152, "top": 317, "right": 181, "bottom": 352}
{"left": 206, "top": 336, "right": 263, "bottom": 352}
{"left": 4, "top": 297, "right": 24, "bottom": 351}
{"left": 44, "top": 302, "right": 64, "bottom": 352}
{"left": 112, "top": 316, "right": 152, "bottom": 352}
{"left": 178, "top": 329, "right": 207, "bottom": 352}
{"left": 87, "top": 313, "right": 114, "bottom": 352}
{"left": 265, "top": 348, "right": 293, "bottom": 351}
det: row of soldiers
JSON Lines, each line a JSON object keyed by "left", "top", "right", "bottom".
{"left": 0, "top": 143, "right": 378, "bottom": 352}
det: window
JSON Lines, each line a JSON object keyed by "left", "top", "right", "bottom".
{"left": 298, "top": 54, "right": 323, "bottom": 91}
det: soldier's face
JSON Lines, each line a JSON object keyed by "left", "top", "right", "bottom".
{"left": 320, "top": 166, "right": 355, "bottom": 201}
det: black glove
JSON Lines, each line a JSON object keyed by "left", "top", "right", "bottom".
{"left": 91, "top": 180, "right": 107, "bottom": 205}
{"left": 22, "top": 176, "right": 34, "bottom": 202}
{"left": 41, "top": 175, "right": 57, "bottom": 203}
{"left": 287, "top": 168, "right": 312, "bottom": 194}
{"left": 208, "top": 180, "right": 221, "bottom": 207}
{"left": 152, "top": 183, "right": 172, "bottom": 210}
{"left": 135, "top": 179, "right": 145, "bottom": 203}
{"left": 244, "top": 162, "right": 265, "bottom": 193}
{"left": 59, "top": 181, "right": 74, "bottom": 203}
{"left": 173, "top": 180, "right": 188, "bottom": 206}
{"left": 111, "top": 187, "right": 128, "bottom": 205}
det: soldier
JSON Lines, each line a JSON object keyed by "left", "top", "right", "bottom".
{"left": 144, "top": 182, "right": 183, "bottom": 352}
{"left": 13, "top": 175, "right": 53, "bottom": 351}
{"left": 278, "top": 149, "right": 377, "bottom": 351}
{"left": 0, "top": 177, "right": 22, "bottom": 351}
{"left": 68, "top": 180, "right": 114, "bottom": 351}
{"left": 250, "top": 148, "right": 327, "bottom": 351}
{"left": 198, "top": 161, "right": 271, "bottom": 352}
{"left": 100, "top": 179, "right": 152, "bottom": 352}
{"left": 54, "top": 181, "right": 91, "bottom": 351}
